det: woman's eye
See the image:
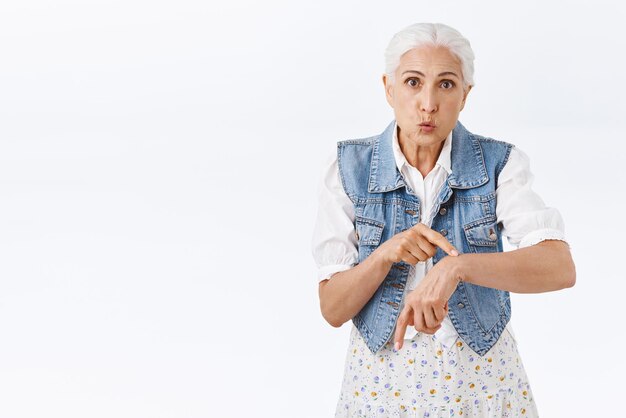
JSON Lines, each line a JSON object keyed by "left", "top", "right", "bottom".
{"left": 406, "top": 78, "right": 420, "bottom": 87}
{"left": 441, "top": 80, "right": 455, "bottom": 89}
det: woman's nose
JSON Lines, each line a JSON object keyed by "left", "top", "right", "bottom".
{"left": 419, "top": 90, "right": 438, "bottom": 113}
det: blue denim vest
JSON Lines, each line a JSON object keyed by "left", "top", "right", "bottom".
{"left": 336, "top": 119, "right": 514, "bottom": 357}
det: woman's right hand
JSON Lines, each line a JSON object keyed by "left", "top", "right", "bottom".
{"left": 374, "top": 222, "right": 459, "bottom": 265}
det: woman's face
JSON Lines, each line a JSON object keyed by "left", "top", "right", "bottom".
{"left": 383, "top": 45, "right": 471, "bottom": 147}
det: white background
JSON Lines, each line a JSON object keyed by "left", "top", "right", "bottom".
{"left": 0, "top": 1, "right": 624, "bottom": 417}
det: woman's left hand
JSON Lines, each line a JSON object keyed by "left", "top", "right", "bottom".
{"left": 393, "top": 256, "right": 464, "bottom": 350}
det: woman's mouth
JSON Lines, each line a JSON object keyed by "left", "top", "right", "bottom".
{"left": 419, "top": 122, "right": 436, "bottom": 133}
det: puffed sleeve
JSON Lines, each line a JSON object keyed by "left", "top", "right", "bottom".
{"left": 310, "top": 147, "right": 358, "bottom": 282}
{"left": 496, "top": 146, "right": 569, "bottom": 249}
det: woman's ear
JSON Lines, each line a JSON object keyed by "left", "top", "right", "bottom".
{"left": 382, "top": 74, "right": 394, "bottom": 107}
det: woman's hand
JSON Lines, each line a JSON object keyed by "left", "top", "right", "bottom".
{"left": 393, "top": 255, "right": 464, "bottom": 350}
{"left": 317, "top": 224, "right": 458, "bottom": 329}
{"left": 374, "top": 222, "right": 459, "bottom": 264}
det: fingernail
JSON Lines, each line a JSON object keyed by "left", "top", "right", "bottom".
{"left": 394, "top": 341, "right": 400, "bottom": 350}
{"left": 451, "top": 249, "right": 459, "bottom": 256}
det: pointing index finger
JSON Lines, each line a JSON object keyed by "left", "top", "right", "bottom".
{"left": 394, "top": 307, "right": 410, "bottom": 351}
{"left": 423, "top": 228, "right": 459, "bottom": 257}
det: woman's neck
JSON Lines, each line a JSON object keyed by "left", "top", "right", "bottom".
{"left": 398, "top": 131, "right": 445, "bottom": 178}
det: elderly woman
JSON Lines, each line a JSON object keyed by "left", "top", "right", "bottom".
{"left": 311, "top": 23, "right": 576, "bottom": 417}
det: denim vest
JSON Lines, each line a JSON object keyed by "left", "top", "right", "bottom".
{"left": 336, "top": 119, "right": 514, "bottom": 357}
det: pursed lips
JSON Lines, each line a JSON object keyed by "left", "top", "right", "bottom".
{"left": 418, "top": 121, "right": 436, "bottom": 133}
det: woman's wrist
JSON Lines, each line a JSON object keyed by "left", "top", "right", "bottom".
{"left": 444, "top": 253, "right": 469, "bottom": 284}
{"left": 369, "top": 246, "right": 395, "bottom": 273}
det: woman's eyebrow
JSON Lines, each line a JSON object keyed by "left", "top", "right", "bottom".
{"left": 401, "top": 70, "right": 460, "bottom": 79}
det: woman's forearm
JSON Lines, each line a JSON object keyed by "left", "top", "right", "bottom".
{"left": 320, "top": 240, "right": 575, "bottom": 328}
{"left": 452, "top": 240, "right": 576, "bottom": 293}
{"left": 319, "top": 250, "right": 394, "bottom": 327}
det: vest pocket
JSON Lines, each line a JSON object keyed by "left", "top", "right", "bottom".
{"left": 355, "top": 215, "right": 385, "bottom": 246}
{"left": 463, "top": 215, "right": 499, "bottom": 249}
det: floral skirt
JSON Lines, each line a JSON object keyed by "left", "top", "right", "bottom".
{"left": 334, "top": 323, "right": 539, "bottom": 417}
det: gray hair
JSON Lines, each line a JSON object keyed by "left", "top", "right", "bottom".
{"left": 384, "top": 23, "right": 475, "bottom": 88}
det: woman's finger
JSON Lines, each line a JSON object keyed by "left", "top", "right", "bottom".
{"left": 415, "top": 322, "right": 441, "bottom": 335}
{"left": 424, "top": 323, "right": 442, "bottom": 334}
{"left": 423, "top": 305, "right": 440, "bottom": 329}
{"left": 407, "top": 243, "right": 429, "bottom": 262}
{"left": 413, "top": 307, "right": 425, "bottom": 332}
{"left": 400, "top": 230, "right": 429, "bottom": 261}
{"left": 432, "top": 303, "right": 447, "bottom": 322}
{"left": 415, "top": 235, "right": 438, "bottom": 258}
{"left": 421, "top": 227, "right": 459, "bottom": 256}
{"left": 414, "top": 307, "right": 441, "bottom": 334}
{"left": 393, "top": 306, "right": 412, "bottom": 350}
{"left": 400, "top": 249, "right": 419, "bottom": 265}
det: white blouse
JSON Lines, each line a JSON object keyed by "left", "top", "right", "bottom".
{"left": 311, "top": 121, "right": 568, "bottom": 345}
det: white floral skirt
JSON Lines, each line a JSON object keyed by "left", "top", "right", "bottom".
{"left": 334, "top": 323, "right": 539, "bottom": 417}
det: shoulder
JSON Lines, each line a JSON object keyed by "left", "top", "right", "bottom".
{"left": 466, "top": 131, "right": 535, "bottom": 183}
{"left": 471, "top": 131, "right": 515, "bottom": 150}
{"left": 337, "top": 133, "right": 378, "bottom": 147}
{"left": 456, "top": 122, "right": 517, "bottom": 157}
{"left": 464, "top": 128, "right": 517, "bottom": 176}
{"left": 318, "top": 133, "right": 378, "bottom": 172}
{"left": 335, "top": 131, "right": 380, "bottom": 171}
{"left": 470, "top": 132, "right": 535, "bottom": 175}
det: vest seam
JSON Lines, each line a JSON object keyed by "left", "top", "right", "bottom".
{"left": 483, "top": 308, "right": 510, "bottom": 336}
{"left": 495, "top": 142, "right": 514, "bottom": 181}
{"left": 459, "top": 283, "right": 490, "bottom": 335}
{"left": 337, "top": 143, "right": 357, "bottom": 206}
{"left": 352, "top": 197, "right": 420, "bottom": 206}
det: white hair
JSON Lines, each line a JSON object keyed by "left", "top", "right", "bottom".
{"left": 384, "top": 22, "right": 475, "bottom": 87}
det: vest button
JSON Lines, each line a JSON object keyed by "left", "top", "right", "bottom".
{"left": 440, "top": 229, "right": 448, "bottom": 236}
{"left": 439, "top": 207, "right": 447, "bottom": 215}
{"left": 457, "top": 302, "right": 465, "bottom": 308}
{"left": 386, "top": 301, "right": 399, "bottom": 308}
{"left": 405, "top": 209, "right": 416, "bottom": 216}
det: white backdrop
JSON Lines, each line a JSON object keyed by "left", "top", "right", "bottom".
{"left": 0, "top": 1, "right": 624, "bottom": 417}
